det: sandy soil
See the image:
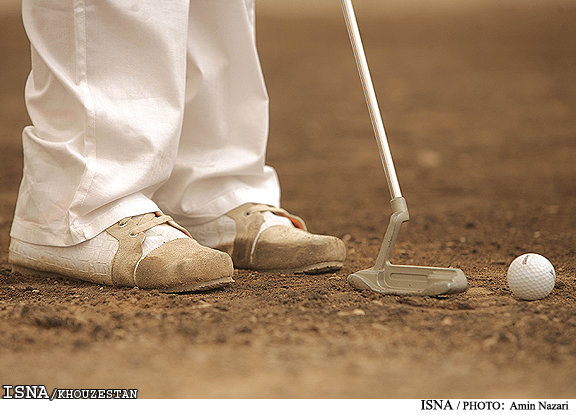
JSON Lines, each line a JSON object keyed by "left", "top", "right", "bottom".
{"left": 1, "top": 3, "right": 576, "bottom": 398}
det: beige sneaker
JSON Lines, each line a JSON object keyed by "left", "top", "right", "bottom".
{"left": 9, "top": 212, "right": 234, "bottom": 292}
{"left": 184, "top": 203, "right": 346, "bottom": 273}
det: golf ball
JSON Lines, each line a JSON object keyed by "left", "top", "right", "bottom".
{"left": 507, "top": 253, "right": 556, "bottom": 300}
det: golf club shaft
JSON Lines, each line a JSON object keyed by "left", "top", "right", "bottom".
{"left": 340, "top": 0, "right": 402, "bottom": 199}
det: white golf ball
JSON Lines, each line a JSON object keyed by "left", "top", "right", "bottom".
{"left": 507, "top": 253, "right": 556, "bottom": 300}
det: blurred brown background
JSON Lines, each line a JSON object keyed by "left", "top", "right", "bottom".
{"left": 1, "top": 0, "right": 575, "bottom": 398}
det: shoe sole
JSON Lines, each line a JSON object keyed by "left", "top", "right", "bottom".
{"left": 11, "top": 265, "right": 234, "bottom": 293}
{"left": 249, "top": 261, "right": 343, "bottom": 275}
{"left": 158, "top": 276, "right": 235, "bottom": 293}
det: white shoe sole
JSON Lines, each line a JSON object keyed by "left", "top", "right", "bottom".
{"left": 11, "top": 264, "right": 234, "bottom": 293}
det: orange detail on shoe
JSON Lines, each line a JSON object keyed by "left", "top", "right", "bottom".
{"left": 277, "top": 213, "right": 305, "bottom": 230}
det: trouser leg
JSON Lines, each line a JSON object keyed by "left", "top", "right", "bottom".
{"left": 153, "top": 0, "right": 281, "bottom": 226}
{"left": 12, "top": 0, "right": 190, "bottom": 246}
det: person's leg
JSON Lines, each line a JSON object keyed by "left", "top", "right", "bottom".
{"left": 152, "top": 0, "right": 279, "bottom": 225}
{"left": 9, "top": 0, "right": 233, "bottom": 291}
{"left": 153, "top": 0, "right": 346, "bottom": 273}
{"left": 13, "top": 0, "right": 192, "bottom": 246}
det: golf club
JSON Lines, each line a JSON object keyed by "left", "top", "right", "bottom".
{"left": 340, "top": 0, "right": 468, "bottom": 296}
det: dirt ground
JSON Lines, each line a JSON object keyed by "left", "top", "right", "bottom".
{"left": 1, "top": 3, "right": 575, "bottom": 399}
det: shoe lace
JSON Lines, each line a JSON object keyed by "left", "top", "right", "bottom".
{"left": 118, "top": 213, "right": 173, "bottom": 237}
{"left": 244, "top": 204, "right": 305, "bottom": 230}
{"left": 244, "top": 204, "right": 287, "bottom": 217}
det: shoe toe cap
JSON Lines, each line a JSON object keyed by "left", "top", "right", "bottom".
{"left": 250, "top": 226, "right": 346, "bottom": 272}
{"left": 135, "top": 238, "right": 234, "bottom": 292}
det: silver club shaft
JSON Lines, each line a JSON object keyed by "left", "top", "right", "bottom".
{"left": 340, "top": 0, "right": 402, "bottom": 199}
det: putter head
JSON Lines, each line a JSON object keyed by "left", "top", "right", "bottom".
{"left": 348, "top": 197, "right": 468, "bottom": 296}
{"left": 348, "top": 264, "right": 468, "bottom": 296}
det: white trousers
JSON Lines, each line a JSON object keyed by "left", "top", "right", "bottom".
{"left": 12, "top": 0, "right": 281, "bottom": 247}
